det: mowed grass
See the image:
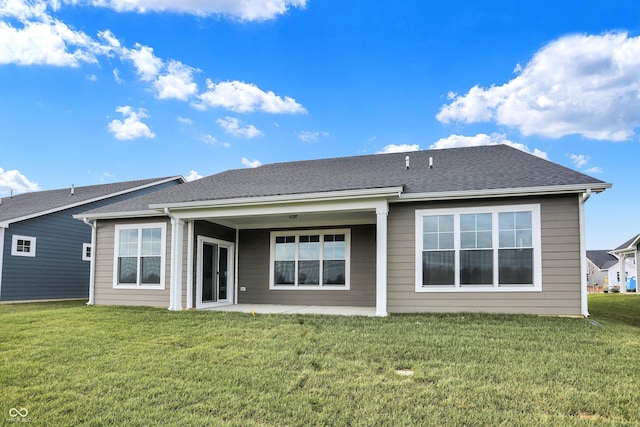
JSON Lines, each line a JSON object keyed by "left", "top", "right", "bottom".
{"left": 1, "top": 296, "right": 639, "bottom": 426}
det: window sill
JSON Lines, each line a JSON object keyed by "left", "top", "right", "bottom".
{"left": 415, "top": 285, "right": 541, "bottom": 293}
{"left": 113, "top": 284, "right": 166, "bottom": 290}
{"left": 270, "top": 285, "right": 350, "bottom": 291}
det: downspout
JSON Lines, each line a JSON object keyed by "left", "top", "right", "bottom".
{"left": 579, "top": 189, "right": 591, "bottom": 317}
{"left": 165, "top": 207, "right": 183, "bottom": 311}
{"left": 83, "top": 218, "right": 97, "bottom": 305}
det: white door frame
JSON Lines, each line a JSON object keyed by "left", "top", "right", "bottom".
{"left": 196, "top": 236, "right": 234, "bottom": 309}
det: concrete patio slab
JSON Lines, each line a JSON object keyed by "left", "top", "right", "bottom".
{"left": 204, "top": 304, "right": 376, "bottom": 317}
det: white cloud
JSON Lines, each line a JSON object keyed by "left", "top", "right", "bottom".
{"left": 125, "top": 42, "right": 163, "bottom": 81}
{"left": 176, "top": 116, "right": 192, "bottom": 125}
{"left": 430, "top": 134, "right": 548, "bottom": 159}
{"left": 107, "top": 106, "right": 155, "bottom": 140}
{"left": 68, "top": 0, "right": 307, "bottom": 21}
{"left": 437, "top": 32, "right": 640, "bottom": 141}
{"left": 216, "top": 116, "right": 263, "bottom": 139}
{"left": 586, "top": 166, "right": 603, "bottom": 174}
{"left": 377, "top": 144, "right": 420, "bottom": 154}
{"left": 241, "top": 157, "right": 262, "bottom": 168}
{"left": 298, "top": 130, "right": 329, "bottom": 143}
{"left": 0, "top": 18, "right": 104, "bottom": 67}
{"left": 0, "top": 166, "right": 40, "bottom": 195}
{"left": 200, "top": 134, "right": 230, "bottom": 147}
{"left": 569, "top": 154, "right": 589, "bottom": 168}
{"left": 153, "top": 60, "right": 198, "bottom": 101}
{"left": 185, "top": 170, "right": 202, "bottom": 181}
{"left": 113, "top": 68, "right": 122, "bottom": 83}
{"left": 196, "top": 80, "right": 306, "bottom": 114}
{"left": 86, "top": 73, "right": 97, "bottom": 81}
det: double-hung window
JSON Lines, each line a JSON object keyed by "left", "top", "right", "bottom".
{"left": 270, "top": 229, "right": 350, "bottom": 290}
{"left": 416, "top": 204, "right": 541, "bottom": 292}
{"left": 113, "top": 223, "right": 166, "bottom": 289}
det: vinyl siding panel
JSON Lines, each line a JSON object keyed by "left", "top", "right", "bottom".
{"left": 237, "top": 225, "right": 376, "bottom": 306}
{"left": 93, "top": 217, "right": 171, "bottom": 307}
{"left": 387, "top": 195, "right": 583, "bottom": 315}
{"left": 0, "top": 179, "right": 181, "bottom": 301}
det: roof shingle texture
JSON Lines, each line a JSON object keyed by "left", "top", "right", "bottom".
{"left": 81, "top": 145, "right": 608, "bottom": 215}
{"left": 586, "top": 250, "right": 618, "bottom": 270}
{"left": 0, "top": 177, "right": 177, "bottom": 222}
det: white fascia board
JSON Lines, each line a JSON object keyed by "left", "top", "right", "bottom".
{"left": 148, "top": 187, "right": 404, "bottom": 211}
{"left": 72, "top": 210, "right": 165, "bottom": 221}
{"left": 4, "top": 176, "right": 183, "bottom": 226}
{"left": 397, "top": 183, "right": 611, "bottom": 202}
{"left": 169, "top": 198, "right": 390, "bottom": 221}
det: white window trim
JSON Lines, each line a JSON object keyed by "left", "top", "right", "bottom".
{"left": 415, "top": 204, "right": 542, "bottom": 293}
{"left": 82, "top": 243, "right": 92, "bottom": 261}
{"left": 113, "top": 223, "right": 167, "bottom": 290}
{"left": 11, "top": 235, "right": 36, "bottom": 257}
{"left": 269, "top": 228, "right": 351, "bottom": 290}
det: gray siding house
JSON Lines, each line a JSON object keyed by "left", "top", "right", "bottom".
{"left": 0, "top": 177, "right": 184, "bottom": 301}
{"left": 76, "top": 146, "right": 610, "bottom": 316}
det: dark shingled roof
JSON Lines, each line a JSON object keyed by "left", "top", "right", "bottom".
{"left": 614, "top": 233, "right": 640, "bottom": 251}
{"left": 0, "top": 177, "right": 181, "bottom": 223}
{"left": 586, "top": 250, "right": 618, "bottom": 270}
{"left": 80, "top": 145, "right": 609, "bottom": 216}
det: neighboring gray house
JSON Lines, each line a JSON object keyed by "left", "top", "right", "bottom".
{"left": 75, "top": 145, "right": 610, "bottom": 316}
{"left": 610, "top": 233, "right": 639, "bottom": 292}
{"left": 0, "top": 177, "right": 184, "bottom": 301}
{"left": 586, "top": 250, "right": 618, "bottom": 290}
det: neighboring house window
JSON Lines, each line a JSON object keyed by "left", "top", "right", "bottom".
{"left": 415, "top": 204, "right": 541, "bottom": 292}
{"left": 11, "top": 235, "right": 36, "bottom": 257}
{"left": 82, "top": 243, "right": 92, "bottom": 261}
{"left": 270, "top": 229, "right": 350, "bottom": 290}
{"left": 113, "top": 223, "right": 166, "bottom": 289}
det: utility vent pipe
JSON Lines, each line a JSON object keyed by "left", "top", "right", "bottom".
{"left": 429, "top": 157, "right": 434, "bottom": 169}
{"left": 405, "top": 156, "right": 410, "bottom": 170}
{"left": 70, "top": 184, "right": 75, "bottom": 196}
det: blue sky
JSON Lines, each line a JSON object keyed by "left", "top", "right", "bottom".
{"left": 1, "top": 0, "right": 639, "bottom": 250}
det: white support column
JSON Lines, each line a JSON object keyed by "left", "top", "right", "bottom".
{"left": 186, "top": 221, "right": 194, "bottom": 309}
{"left": 87, "top": 220, "right": 97, "bottom": 305}
{"left": 169, "top": 217, "right": 184, "bottom": 311}
{"left": 620, "top": 253, "right": 628, "bottom": 294}
{"left": 376, "top": 203, "right": 389, "bottom": 317}
{"left": 234, "top": 228, "right": 240, "bottom": 305}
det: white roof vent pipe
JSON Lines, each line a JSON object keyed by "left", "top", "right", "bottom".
{"left": 70, "top": 184, "right": 75, "bottom": 196}
{"left": 405, "top": 156, "right": 410, "bottom": 170}
{"left": 429, "top": 157, "right": 434, "bottom": 169}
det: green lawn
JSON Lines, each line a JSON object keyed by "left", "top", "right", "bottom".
{"left": 1, "top": 296, "right": 639, "bottom": 426}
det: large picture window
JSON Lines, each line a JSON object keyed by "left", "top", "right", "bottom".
{"left": 113, "top": 223, "right": 166, "bottom": 289}
{"left": 270, "top": 229, "right": 350, "bottom": 290}
{"left": 415, "top": 205, "right": 541, "bottom": 292}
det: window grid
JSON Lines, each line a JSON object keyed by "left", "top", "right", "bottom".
{"left": 11, "top": 235, "right": 36, "bottom": 257}
{"left": 416, "top": 205, "right": 541, "bottom": 292}
{"left": 114, "top": 224, "right": 165, "bottom": 289}
{"left": 271, "top": 230, "right": 349, "bottom": 290}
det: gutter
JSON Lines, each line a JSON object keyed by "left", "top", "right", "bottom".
{"left": 398, "top": 183, "right": 611, "bottom": 202}
{"left": 83, "top": 218, "right": 97, "bottom": 306}
{"left": 579, "top": 189, "right": 592, "bottom": 318}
